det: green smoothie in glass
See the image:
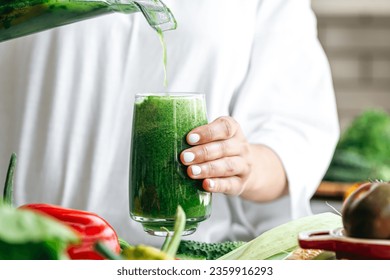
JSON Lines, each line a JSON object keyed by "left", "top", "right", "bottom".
{"left": 129, "top": 93, "right": 211, "bottom": 236}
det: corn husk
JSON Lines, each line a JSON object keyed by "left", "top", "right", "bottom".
{"left": 218, "top": 212, "right": 342, "bottom": 260}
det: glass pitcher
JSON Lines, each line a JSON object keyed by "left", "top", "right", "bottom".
{"left": 0, "top": 0, "right": 176, "bottom": 43}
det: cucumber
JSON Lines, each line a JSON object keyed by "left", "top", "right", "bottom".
{"left": 323, "top": 166, "right": 372, "bottom": 182}
{"left": 329, "top": 149, "right": 372, "bottom": 170}
{"left": 324, "top": 149, "right": 374, "bottom": 182}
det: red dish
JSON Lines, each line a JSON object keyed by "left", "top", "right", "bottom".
{"left": 298, "top": 227, "right": 390, "bottom": 260}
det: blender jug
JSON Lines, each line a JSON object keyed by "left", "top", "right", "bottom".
{"left": 0, "top": 0, "right": 176, "bottom": 43}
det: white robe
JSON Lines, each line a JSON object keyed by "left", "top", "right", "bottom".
{"left": 0, "top": 0, "right": 339, "bottom": 246}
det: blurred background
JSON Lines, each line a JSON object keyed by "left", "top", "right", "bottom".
{"left": 310, "top": 0, "right": 390, "bottom": 212}
{"left": 312, "top": 0, "right": 390, "bottom": 131}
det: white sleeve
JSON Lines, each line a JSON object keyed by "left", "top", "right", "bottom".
{"left": 231, "top": 0, "right": 340, "bottom": 218}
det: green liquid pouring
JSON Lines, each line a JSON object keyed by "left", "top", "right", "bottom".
{"left": 157, "top": 29, "right": 168, "bottom": 87}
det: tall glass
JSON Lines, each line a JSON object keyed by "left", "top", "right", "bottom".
{"left": 129, "top": 93, "right": 212, "bottom": 236}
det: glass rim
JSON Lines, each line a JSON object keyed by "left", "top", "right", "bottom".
{"left": 135, "top": 92, "right": 204, "bottom": 98}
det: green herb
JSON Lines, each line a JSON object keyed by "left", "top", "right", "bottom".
{"left": 325, "top": 109, "right": 390, "bottom": 182}
{"left": 1, "top": 153, "right": 79, "bottom": 260}
{"left": 0, "top": 202, "right": 79, "bottom": 260}
{"left": 3, "top": 152, "right": 16, "bottom": 206}
{"left": 337, "top": 109, "right": 390, "bottom": 165}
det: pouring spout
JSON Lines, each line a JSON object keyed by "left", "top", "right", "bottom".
{"left": 133, "top": 0, "right": 177, "bottom": 32}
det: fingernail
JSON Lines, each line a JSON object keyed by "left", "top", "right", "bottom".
{"left": 188, "top": 133, "right": 200, "bottom": 144}
{"left": 183, "top": 152, "right": 195, "bottom": 163}
{"left": 208, "top": 179, "right": 215, "bottom": 189}
{"left": 191, "top": 165, "right": 201, "bottom": 176}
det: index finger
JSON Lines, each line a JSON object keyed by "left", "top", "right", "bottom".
{"left": 187, "top": 116, "right": 240, "bottom": 145}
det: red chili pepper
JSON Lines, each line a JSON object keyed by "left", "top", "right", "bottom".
{"left": 20, "top": 204, "right": 120, "bottom": 260}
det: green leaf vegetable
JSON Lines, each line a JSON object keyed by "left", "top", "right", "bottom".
{"left": 325, "top": 109, "right": 390, "bottom": 182}
{"left": 338, "top": 109, "right": 390, "bottom": 164}
{"left": 0, "top": 202, "right": 79, "bottom": 260}
{"left": 1, "top": 153, "right": 80, "bottom": 260}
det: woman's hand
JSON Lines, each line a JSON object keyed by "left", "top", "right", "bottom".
{"left": 180, "top": 116, "right": 288, "bottom": 202}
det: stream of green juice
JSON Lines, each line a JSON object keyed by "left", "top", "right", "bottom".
{"left": 157, "top": 29, "right": 168, "bottom": 87}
